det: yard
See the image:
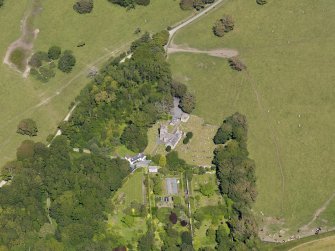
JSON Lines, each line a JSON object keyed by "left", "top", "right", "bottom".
{"left": 169, "top": 0, "right": 335, "bottom": 239}
{"left": 113, "top": 169, "right": 144, "bottom": 206}
{"left": 0, "top": 0, "right": 191, "bottom": 168}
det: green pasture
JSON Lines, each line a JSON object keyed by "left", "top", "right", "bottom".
{"left": 0, "top": 0, "right": 191, "bottom": 168}
{"left": 169, "top": 0, "right": 335, "bottom": 236}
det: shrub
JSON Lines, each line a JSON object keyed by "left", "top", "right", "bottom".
{"left": 180, "top": 220, "right": 188, "bottom": 227}
{"left": 186, "top": 132, "right": 193, "bottom": 139}
{"left": 17, "top": 119, "right": 38, "bottom": 136}
{"left": 256, "top": 0, "right": 267, "bottom": 5}
{"left": 166, "top": 145, "right": 172, "bottom": 152}
{"left": 73, "top": 0, "right": 94, "bottom": 14}
{"left": 183, "top": 137, "right": 190, "bottom": 144}
{"left": 180, "top": 0, "right": 193, "bottom": 10}
{"left": 0, "top": 0, "right": 4, "bottom": 8}
{"left": 228, "top": 57, "right": 246, "bottom": 71}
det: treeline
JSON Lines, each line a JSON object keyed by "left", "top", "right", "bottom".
{"left": 0, "top": 136, "right": 130, "bottom": 250}
{"left": 213, "top": 113, "right": 260, "bottom": 250}
{"left": 180, "top": 0, "right": 215, "bottom": 11}
{"left": 60, "top": 31, "right": 194, "bottom": 154}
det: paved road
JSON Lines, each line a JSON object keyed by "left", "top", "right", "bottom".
{"left": 167, "top": 0, "right": 225, "bottom": 48}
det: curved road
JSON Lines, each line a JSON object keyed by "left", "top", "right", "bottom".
{"left": 167, "top": 0, "right": 225, "bottom": 48}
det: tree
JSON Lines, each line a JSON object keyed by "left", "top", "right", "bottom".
{"left": 256, "top": 0, "right": 267, "bottom": 5}
{"left": 213, "top": 15, "right": 234, "bottom": 37}
{"left": 58, "top": 51, "right": 76, "bottom": 73}
{"left": 48, "top": 46, "right": 61, "bottom": 60}
{"left": 17, "top": 118, "right": 38, "bottom": 136}
{"left": 0, "top": 0, "right": 4, "bottom": 8}
{"left": 180, "top": 92, "right": 196, "bottom": 114}
{"left": 171, "top": 80, "right": 187, "bottom": 98}
{"left": 120, "top": 124, "right": 148, "bottom": 152}
{"left": 214, "top": 123, "right": 232, "bottom": 144}
{"left": 228, "top": 57, "right": 246, "bottom": 71}
{"left": 138, "top": 230, "right": 155, "bottom": 250}
{"left": 16, "top": 140, "right": 35, "bottom": 160}
{"left": 73, "top": 0, "right": 94, "bottom": 14}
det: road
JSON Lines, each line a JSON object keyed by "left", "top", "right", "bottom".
{"left": 167, "top": 0, "right": 225, "bottom": 48}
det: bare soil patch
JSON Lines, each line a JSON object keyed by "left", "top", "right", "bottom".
{"left": 167, "top": 43, "right": 238, "bottom": 59}
{"left": 3, "top": 0, "right": 42, "bottom": 77}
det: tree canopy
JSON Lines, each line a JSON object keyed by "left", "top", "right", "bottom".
{"left": 73, "top": 0, "right": 94, "bottom": 14}
{"left": 212, "top": 113, "right": 259, "bottom": 250}
{"left": 0, "top": 136, "right": 130, "bottom": 249}
{"left": 16, "top": 118, "right": 38, "bottom": 136}
{"left": 213, "top": 15, "right": 234, "bottom": 37}
{"left": 58, "top": 51, "right": 76, "bottom": 73}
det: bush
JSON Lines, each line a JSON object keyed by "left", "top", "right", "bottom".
{"left": 186, "top": 132, "right": 193, "bottom": 139}
{"left": 0, "top": 0, "right": 4, "bottom": 8}
{"left": 256, "top": 0, "right": 267, "bottom": 5}
{"left": 180, "top": 92, "right": 196, "bottom": 114}
{"left": 73, "top": 0, "right": 94, "bottom": 14}
{"left": 166, "top": 145, "right": 172, "bottom": 152}
{"left": 48, "top": 46, "right": 61, "bottom": 60}
{"left": 17, "top": 119, "right": 38, "bottom": 137}
{"left": 228, "top": 57, "right": 246, "bottom": 71}
{"left": 180, "top": 0, "right": 193, "bottom": 10}
{"left": 183, "top": 137, "right": 190, "bottom": 144}
{"left": 58, "top": 51, "right": 76, "bottom": 73}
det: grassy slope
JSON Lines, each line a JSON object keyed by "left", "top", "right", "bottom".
{"left": 0, "top": 0, "right": 191, "bottom": 167}
{"left": 169, "top": 0, "right": 335, "bottom": 233}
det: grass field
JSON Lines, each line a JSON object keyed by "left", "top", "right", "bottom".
{"left": 115, "top": 169, "right": 144, "bottom": 206}
{"left": 168, "top": 0, "right": 335, "bottom": 238}
{"left": 0, "top": 0, "right": 191, "bottom": 168}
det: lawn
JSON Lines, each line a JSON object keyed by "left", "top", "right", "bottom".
{"left": 168, "top": 0, "right": 335, "bottom": 238}
{"left": 114, "top": 169, "right": 144, "bottom": 206}
{"left": 0, "top": 0, "right": 191, "bottom": 168}
{"left": 191, "top": 173, "right": 222, "bottom": 208}
{"left": 177, "top": 115, "right": 217, "bottom": 167}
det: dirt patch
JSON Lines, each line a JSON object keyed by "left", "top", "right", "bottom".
{"left": 167, "top": 43, "right": 238, "bottom": 59}
{"left": 3, "top": 0, "right": 42, "bottom": 77}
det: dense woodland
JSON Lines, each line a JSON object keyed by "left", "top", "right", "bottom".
{"left": 213, "top": 113, "right": 259, "bottom": 250}
{"left": 60, "top": 31, "right": 194, "bottom": 154}
{"left": 0, "top": 136, "right": 130, "bottom": 250}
